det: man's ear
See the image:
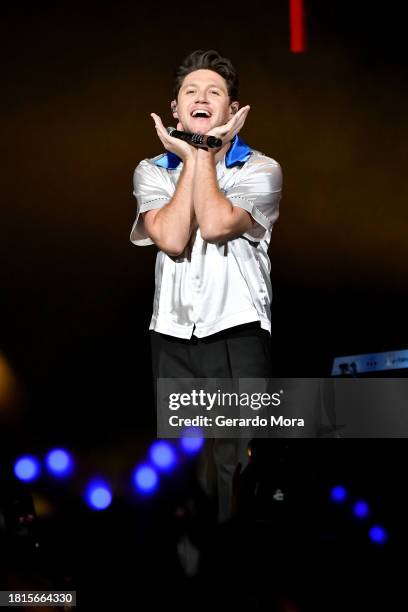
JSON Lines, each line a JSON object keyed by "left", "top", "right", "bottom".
{"left": 230, "top": 102, "right": 239, "bottom": 115}
{"left": 171, "top": 99, "right": 178, "bottom": 119}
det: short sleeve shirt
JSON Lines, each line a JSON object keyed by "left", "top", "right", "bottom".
{"left": 130, "top": 135, "right": 282, "bottom": 339}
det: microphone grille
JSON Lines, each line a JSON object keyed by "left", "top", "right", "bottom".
{"left": 166, "top": 126, "right": 176, "bottom": 135}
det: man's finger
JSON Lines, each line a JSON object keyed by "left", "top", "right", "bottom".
{"left": 220, "top": 106, "right": 249, "bottom": 134}
{"left": 232, "top": 108, "right": 250, "bottom": 131}
{"left": 234, "top": 106, "right": 250, "bottom": 125}
{"left": 151, "top": 112, "right": 165, "bottom": 131}
{"left": 238, "top": 105, "right": 250, "bottom": 115}
{"left": 151, "top": 114, "right": 171, "bottom": 141}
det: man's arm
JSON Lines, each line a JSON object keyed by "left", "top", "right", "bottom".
{"left": 143, "top": 156, "right": 197, "bottom": 257}
{"left": 140, "top": 114, "right": 201, "bottom": 257}
{"left": 193, "top": 147, "right": 253, "bottom": 243}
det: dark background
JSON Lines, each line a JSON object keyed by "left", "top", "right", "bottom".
{"left": 1, "top": 0, "right": 407, "bottom": 448}
{"left": 1, "top": 2, "right": 407, "bottom": 606}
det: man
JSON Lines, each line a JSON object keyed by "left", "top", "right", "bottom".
{"left": 130, "top": 49, "right": 282, "bottom": 523}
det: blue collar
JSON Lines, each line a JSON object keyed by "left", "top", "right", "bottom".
{"left": 153, "top": 134, "right": 252, "bottom": 169}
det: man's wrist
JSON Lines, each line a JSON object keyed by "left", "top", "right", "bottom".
{"left": 196, "top": 147, "right": 217, "bottom": 165}
{"left": 181, "top": 151, "right": 197, "bottom": 166}
{"left": 197, "top": 146, "right": 215, "bottom": 155}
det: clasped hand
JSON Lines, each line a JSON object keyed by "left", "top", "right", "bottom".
{"left": 150, "top": 105, "right": 250, "bottom": 161}
{"left": 205, "top": 105, "right": 250, "bottom": 143}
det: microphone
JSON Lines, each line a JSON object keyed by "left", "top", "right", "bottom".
{"left": 166, "top": 127, "right": 222, "bottom": 149}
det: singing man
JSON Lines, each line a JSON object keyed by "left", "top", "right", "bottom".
{"left": 130, "top": 49, "right": 283, "bottom": 523}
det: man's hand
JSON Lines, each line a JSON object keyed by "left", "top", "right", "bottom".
{"left": 151, "top": 113, "right": 197, "bottom": 163}
{"left": 205, "top": 105, "right": 251, "bottom": 147}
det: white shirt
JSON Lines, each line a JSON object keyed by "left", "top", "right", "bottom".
{"left": 130, "top": 135, "right": 282, "bottom": 339}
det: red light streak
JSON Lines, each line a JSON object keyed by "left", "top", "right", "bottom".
{"left": 290, "top": 0, "right": 307, "bottom": 53}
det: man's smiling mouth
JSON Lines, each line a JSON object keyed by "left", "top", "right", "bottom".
{"left": 191, "top": 109, "right": 212, "bottom": 118}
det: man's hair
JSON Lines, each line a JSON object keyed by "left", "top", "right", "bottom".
{"left": 172, "top": 49, "right": 239, "bottom": 102}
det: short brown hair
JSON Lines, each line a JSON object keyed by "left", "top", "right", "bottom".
{"left": 173, "top": 49, "right": 239, "bottom": 102}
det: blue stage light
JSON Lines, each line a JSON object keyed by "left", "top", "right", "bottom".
{"left": 84, "top": 480, "right": 112, "bottom": 510}
{"left": 133, "top": 464, "right": 158, "bottom": 494}
{"left": 353, "top": 499, "right": 369, "bottom": 519}
{"left": 369, "top": 525, "right": 388, "bottom": 545}
{"left": 45, "top": 448, "right": 73, "bottom": 477}
{"left": 149, "top": 441, "right": 176, "bottom": 471}
{"left": 330, "top": 485, "right": 348, "bottom": 503}
{"left": 180, "top": 427, "right": 204, "bottom": 454}
{"left": 14, "top": 455, "right": 41, "bottom": 482}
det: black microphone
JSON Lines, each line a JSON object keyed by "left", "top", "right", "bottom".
{"left": 166, "top": 127, "right": 222, "bottom": 149}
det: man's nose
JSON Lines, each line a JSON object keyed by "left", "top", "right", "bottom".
{"left": 194, "top": 92, "right": 209, "bottom": 103}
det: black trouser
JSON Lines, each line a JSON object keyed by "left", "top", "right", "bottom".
{"left": 150, "top": 321, "right": 272, "bottom": 522}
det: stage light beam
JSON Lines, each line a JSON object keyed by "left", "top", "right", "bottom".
{"left": 45, "top": 448, "right": 73, "bottom": 478}
{"left": 289, "top": 0, "right": 307, "bottom": 53}
{"left": 84, "top": 480, "right": 112, "bottom": 510}
{"left": 330, "top": 485, "right": 348, "bottom": 503}
{"left": 14, "top": 455, "right": 41, "bottom": 482}
{"left": 149, "top": 441, "right": 176, "bottom": 472}
{"left": 353, "top": 499, "right": 370, "bottom": 519}
{"left": 180, "top": 427, "right": 204, "bottom": 454}
{"left": 133, "top": 464, "right": 158, "bottom": 494}
{"left": 369, "top": 525, "right": 388, "bottom": 545}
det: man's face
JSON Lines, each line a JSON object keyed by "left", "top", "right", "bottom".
{"left": 173, "top": 69, "right": 238, "bottom": 133}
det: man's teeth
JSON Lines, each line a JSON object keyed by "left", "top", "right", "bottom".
{"left": 192, "top": 111, "right": 210, "bottom": 117}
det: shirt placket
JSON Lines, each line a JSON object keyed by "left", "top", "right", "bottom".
{"left": 190, "top": 162, "right": 225, "bottom": 323}
{"left": 189, "top": 228, "right": 202, "bottom": 324}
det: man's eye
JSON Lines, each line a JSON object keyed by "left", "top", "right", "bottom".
{"left": 211, "top": 90, "right": 220, "bottom": 95}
